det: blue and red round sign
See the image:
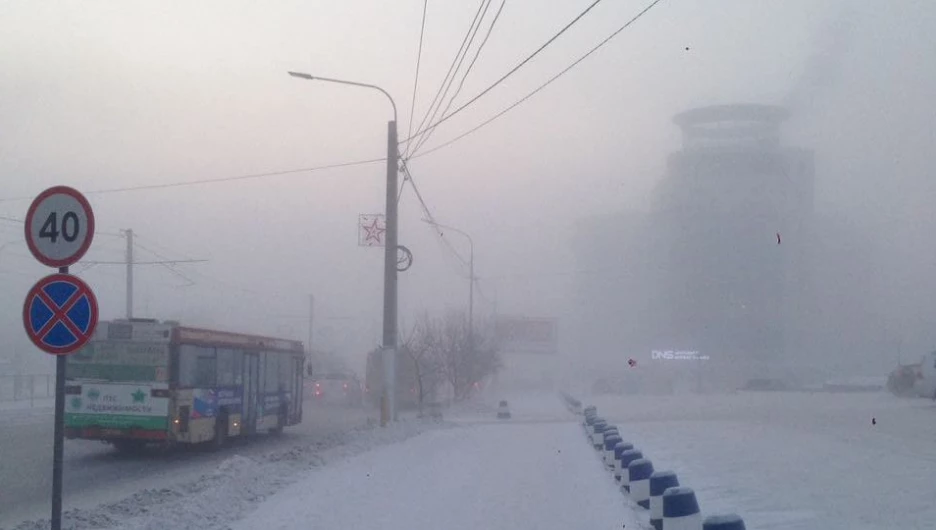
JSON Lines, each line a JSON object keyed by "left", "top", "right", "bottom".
{"left": 23, "top": 273, "right": 98, "bottom": 355}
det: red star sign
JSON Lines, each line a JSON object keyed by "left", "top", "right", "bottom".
{"left": 362, "top": 217, "right": 386, "bottom": 245}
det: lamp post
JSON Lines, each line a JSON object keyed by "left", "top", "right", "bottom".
{"left": 422, "top": 220, "right": 474, "bottom": 340}
{"left": 288, "top": 71, "right": 399, "bottom": 423}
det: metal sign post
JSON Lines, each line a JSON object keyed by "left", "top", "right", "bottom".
{"left": 22, "top": 186, "right": 98, "bottom": 530}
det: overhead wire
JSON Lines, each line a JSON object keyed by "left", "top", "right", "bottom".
{"left": 134, "top": 233, "right": 303, "bottom": 303}
{"left": 409, "top": 0, "right": 494, "bottom": 157}
{"left": 403, "top": 0, "right": 604, "bottom": 147}
{"left": 410, "top": 0, "right": 507, "bottom": 157}
{"left": 406, "top": 0, "right": 430, "bottom": 149}
{"left": 399, "top": 159, "right": 470, "bottom": 274}
{"left": 404, "top": 0, "right": 490, "bottom": 158}
{"left": 409, "top": 0, "right": 665, "bottom": 159}
{"left": 0, "top": 213, "right": 137, "bottom": 238}
{"left": 133, "top": 240, "right": 198, "bottom": 287}
{"left": 0, "top": 157, "right": 385, "bottom": 202}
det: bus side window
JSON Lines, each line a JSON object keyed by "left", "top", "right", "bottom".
{"left": 264, "top": 353, "right": 279, "bottom": 394}
{"left": 180, "top": 345, "right": 216, "bottom": 388}
{"left": 233, "top": 350, "right": 243, "bottom": 385}
{"left": 216, "top": 349, "right": 235, "bottom": 386}
{"left": 279, "top": 354, "right": 292, "bottom": 392}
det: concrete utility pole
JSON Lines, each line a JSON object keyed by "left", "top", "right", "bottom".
{"left": 124, "top": 228, "right": 133, "bottom": 319}
{"left": 308, "top": 293, "right": 315, "bottom": 353}
{"left": 288, "top": 71, "right": 399, "bottom": 424}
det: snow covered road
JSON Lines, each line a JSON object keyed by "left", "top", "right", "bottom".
{"left": 6, "top": 391, "right": 934, "bottom": 530}
{"left": 0, "top": 404, "right": 370, "bottom": 528}
{"left": 236, "top": 416, "right": 641, "bottom": 530}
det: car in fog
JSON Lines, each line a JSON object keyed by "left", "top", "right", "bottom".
{"left": 918, "top": 351, "right": 936, "bottom": 399}
{"left": 306, "top": 372, "right": 363, "bottom": 406}
{"left": 740, "top": 378, "right": 790, "bottom": 392}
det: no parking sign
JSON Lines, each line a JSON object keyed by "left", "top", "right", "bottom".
{"left": 23, "top": 273, "right": 98, "bottom": 355}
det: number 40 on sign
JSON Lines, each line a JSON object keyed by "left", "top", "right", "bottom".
{"left": 24, "top": 186, "right": 96, "bottom": 268}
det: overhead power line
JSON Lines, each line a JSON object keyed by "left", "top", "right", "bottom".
{"left": 410, "top": 0, "right": 665, "bottom": 159}
{"left": 0, "top": 157, "right": 385, "bottom": 202}
{"left": 405, "top": 0, "right": 490, "bottom": 158}
{"left": 406, "top": 0, "right": 431, "bottom": 147}
{"left": 133, "top": 238, "right": 201, "bottom": 287}
{"left": 82, "top": 259, "right": 208, "bottom": 265}
{"left": 410, "top": 0, "right": 494, "bottom": 157}
{"left": 399, "top": 160, "right": 470, "bottom": 271}
{"left": 0, "top": 213, "right": 123, "bottom": 237}
{"left": 403, "top": 0, "right": 604, "bottom": 147}
{"left": 411, "top": 0, "right": 507, "bottom": 157}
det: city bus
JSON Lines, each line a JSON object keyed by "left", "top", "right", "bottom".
{"left": 64, "top": 318, "right": 305, "bottom": 452}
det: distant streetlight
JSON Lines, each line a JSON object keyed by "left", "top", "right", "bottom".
{"left": 422, "top": 219, "right": 475, "bottom": 341}
{"left": 288, "top": 71, "right": 400, "bottom": 424}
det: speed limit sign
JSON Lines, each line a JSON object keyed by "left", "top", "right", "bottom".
{"left": 24, "top": 186, "right": 95, "bottom": 268}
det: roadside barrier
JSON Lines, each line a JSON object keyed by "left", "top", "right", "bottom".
{"left": 627, "top": 458, "right": 654, "bottom": 508}
{"left": 649, "top": 470, "right": 680, "bottom": 530}
{"left": 602, "top": 433, "right": 622, "bottom": 467}
{"left": 703, "top": 514, "right": 746, "bottom": 530}
{"left": 663, "top": 487, "right": 702, "bottom": 530}
{"left": 612, "top": 441, "right": 635, "bottom": 481}
{"left": 568, "top": 398, "right": 747, "bottom": 529}
{"left": 617, "top": 449, "right": 644, "bottom": 491}
{"left": 583, "top": 413, "right": 595, "bottom": 430}
{"left": 591, "top": 421, "right": 608, "bottom": 449}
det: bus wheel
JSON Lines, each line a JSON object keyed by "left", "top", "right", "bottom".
{"left": 112, "top": 439, "right": 145, "bottom": 454}
{"left": 211, "top": 414, "right": 228, "bottom": 450}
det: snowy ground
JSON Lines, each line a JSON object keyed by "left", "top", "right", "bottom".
{"left": 0, "top": 398, "right": 53, "bottom": 412}
{"left": 235, "top": 397, "right": 641, "bottom": 530}
{"left": 0, "top": 403, "right": 374, "bottom": 529}
{"left": 586, "top": 390, "right": 936, "bottom": 530}
{"left": 7, "top": 390, "right": 928, "bottom": 530}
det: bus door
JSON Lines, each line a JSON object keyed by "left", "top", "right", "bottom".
{"left": 243, "top": 353, "right": 260, "bottom": 433}
{"left": 293, "top": 357, "right": 303, "bottom": 421}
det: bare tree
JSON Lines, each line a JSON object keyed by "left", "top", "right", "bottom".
{"left": 434, "top": 310, "right": 501, "bottom": 402}
{"left": 401, "top": 313, "right": 444, "bottom": 411}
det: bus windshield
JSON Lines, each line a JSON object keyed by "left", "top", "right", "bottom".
{"left": 66, "top": 341, "right": 169, "bottom": 383}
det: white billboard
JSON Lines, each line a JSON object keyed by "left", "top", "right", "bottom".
{"left": 495, "top": 316, "right": 558, "bottom": 354}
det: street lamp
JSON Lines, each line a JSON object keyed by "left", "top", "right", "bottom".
{"left": 422, "top": 219, "right": 475, "bottom": 340}
{"left": 288, "top": 71, "right": 399, "bottom": 423}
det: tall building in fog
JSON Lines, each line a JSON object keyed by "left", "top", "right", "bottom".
{"left": 651, "top": 104, "right": 814, "bottom": 375}
{"left": 572, "top": 104, "right": 820, "bottom": 389}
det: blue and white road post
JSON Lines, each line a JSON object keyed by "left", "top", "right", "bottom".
{"left": 602, "top": 433, "right": 622, "bottom": 467}
{"left": 613, "top": 441, "right": 635, "bottom": 481}
{"left": 649, "top": 470, "right": 680, "bottom": 530}
{"left": 662, "top": 486, "right": 702, "bottom": 530}
{"left": 628, "top": 458, "right": 655, "bottom": 508}
{"left": 702, "top": 514, "right": 746, "bottom": 530}
{"left": 591, "top": 421, "right": 608, "bottom": 449}
{"left": 618, "top": 449, "right": 643, "bottom": 491}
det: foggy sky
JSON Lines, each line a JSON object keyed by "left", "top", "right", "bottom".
{"left": 2, "top": 0, "right": 935, "bottom": 375}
